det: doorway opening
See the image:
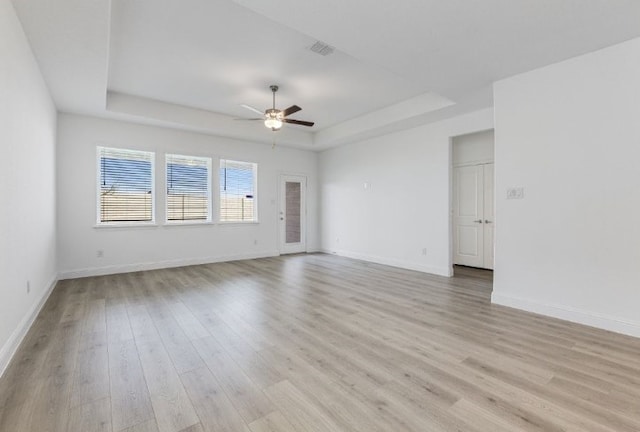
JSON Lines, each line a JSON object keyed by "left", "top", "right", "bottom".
{"left": 450, "top": 130, "right": 495, "bottom": 281}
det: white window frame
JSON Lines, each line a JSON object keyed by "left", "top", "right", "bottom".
{"left": 218, "top": 159, "right": 259, "bottom": 223}
{"left": 165, "top": 154, "right": 213, "bottom": 224}
{"left": 95, "top": 146, "right": 156, "bottom": 227}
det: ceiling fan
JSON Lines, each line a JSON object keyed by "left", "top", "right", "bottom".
{"left": 239, "top": 85, "right": 315, "bottom": 131}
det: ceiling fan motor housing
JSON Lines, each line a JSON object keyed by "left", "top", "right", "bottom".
{"left": 266, "top": 108, "right": 283, "bottom": 119}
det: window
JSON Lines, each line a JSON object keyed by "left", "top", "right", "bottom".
{"left": 166, "top": 154, "right": 211, "bottom": 222}
{"left": 97, "top": 147, "right": 154, "bottom": 223}
{"left": 219, "top": 159, "right": 257, "bottom": 222}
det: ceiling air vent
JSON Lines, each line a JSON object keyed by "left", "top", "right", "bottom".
{"left": 310, "top": 41, "right": 335, "bottom": 56}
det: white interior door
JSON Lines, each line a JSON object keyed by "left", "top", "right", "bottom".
{"left": 483, "top": 163, "right": 495, "bottom": 269}
{"left": 454, "top": 165, "right": 485, "bottom": 267}
{"left": 279, "top": 175, "right": 306, "bottom": 254}
{"left": 453, "top": 163, "right": 495, "bottom": 269}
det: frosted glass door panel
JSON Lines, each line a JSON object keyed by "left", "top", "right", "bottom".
{"left": 285, "top": 182, "right": 301, "bottom": 244}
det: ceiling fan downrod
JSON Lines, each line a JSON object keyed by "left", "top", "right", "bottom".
{"left": 270, "top": 85, "right": 278, "bottom": 110}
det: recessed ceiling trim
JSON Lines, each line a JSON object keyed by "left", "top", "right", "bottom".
{"left": 106, "top": 91, "right": 314, "bottom": 149}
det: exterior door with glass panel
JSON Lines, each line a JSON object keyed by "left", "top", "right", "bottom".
{"left": 279, "top": 175, "right": 306, "bottom": 254}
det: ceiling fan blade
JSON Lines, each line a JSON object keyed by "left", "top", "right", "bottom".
{"left": 281, "top": 105, "right": 302, "bottom": 117}
{"left": 240, "top": 104, "right": 265, "bottom": 116}
{"left": 283, "top": 118, "right": 314, "bottom": 127}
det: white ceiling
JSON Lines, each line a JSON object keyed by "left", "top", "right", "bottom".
{"left": 10, "top": 0, "right": 640, "bottom": 150}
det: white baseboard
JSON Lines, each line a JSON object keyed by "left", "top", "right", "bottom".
{"left": 0, "top": 274, "right": 58, "bottom": 378}
{"left": 320, "top": 248, "right": 452, "bottom": 277}
{"left": 58, "top": 250, "right": 280, "bottom": 279}
{"left": 491, "top": 292, "right": 640, "bottom": 338}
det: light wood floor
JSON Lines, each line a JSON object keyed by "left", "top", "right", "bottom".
{"left": 1, "top": 254, "right": 640, "bottom": 432}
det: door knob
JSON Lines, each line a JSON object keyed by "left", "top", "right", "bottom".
{"left": 485, "top": 220, "right": 492, "bottom": 224}
{"left": 473, "top": 219, "right": 483, "bottom": 223}
{"left": 280, "top": 217, "right": 284, "bottom": 220}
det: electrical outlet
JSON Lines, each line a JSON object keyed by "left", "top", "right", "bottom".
{"left": 97, "top": 250, "right": 104, "bottom": 258}
{"left": 26, "top": 280, "right": 30, "bottom": 294}
{"left": 507, "top": 187, "right": 524, "bottom": 200}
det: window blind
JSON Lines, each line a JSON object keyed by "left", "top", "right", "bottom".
{"left": 98, "top": 147, "right": 154, "bottom": 223}
{"left": 219, "top": 159, "right": 257, "bottom": 222}
{"left": 166, "top": 154, "right": 211, "bottom": 221}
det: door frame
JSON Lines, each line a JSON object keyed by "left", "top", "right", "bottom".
{"left": 448, "top": 130, "right": 495, "bottom": 276}
{"left": 278, "top": 173, "right": 307, "bottom": 255}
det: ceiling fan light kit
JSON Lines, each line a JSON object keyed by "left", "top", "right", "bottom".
{"left": 264, "top": 107, "right": 283, "bottom": 131}
{"left": 240, "top": 85, "right": 315, "bottom": 132}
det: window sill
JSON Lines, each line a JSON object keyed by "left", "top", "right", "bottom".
{"left": 93, "top": 221, "right": 259, "bottom": 229}
{"left": 94, "top": 222, "right": 159, "bottom": 229}
{"left": 218, "top": 220, "right": 260, "bottom": 226}
{"left": 164, "top": 221, "right": 214, "bottom": 227}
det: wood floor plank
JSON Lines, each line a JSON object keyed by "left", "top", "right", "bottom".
{"left": 167, "top": 301, "right": 210, "bottom": 341}
{"left": 264, "top": 380, "right": 343, "bottom": 432}
{"left": 83, "top": 299, "right": 107, "bottom": 335}
{"left": 67, "top": 397, "right": 112, "bottom": 432}
{"left": 121, "top": 419, "right": 160, "bottom": 432}
{"left": 136, "top": 339, "right": 200, "bottom": 432}
{"left": 191, "top": 336, "right": 275, "bottom": 424}
{"left": 25, "top": 372, "right": 73, "bottom": 431}
{"left": 179, "top": 367, "right": 251, "bottom": 432}
{"left": 257, "top": 347, "right": 388, "bottom": 432}
{"left": 106, "top": 302, "right": 134, "bottom": 345}
{"left": 208, "top": 322, "right": 284, "bottom": 390}
{"left": 449, "top": 398, "right": 527, "bottom": 432}
{"left": 39, "top": 320, "right": 82, "bottom": 379}
{"left": 128, "top": 305, "right": 162, "bottom": 344}
{"left": 372, "top": 380, "right": 479, "bottom": 432}
{"left": 69, "top": 331, "right": 110, "bottom": 408}
{"left": 60, "top": 292, "right": 87, "bottom": 323}
{"left": 150, "top": 313, "right": 205, "bottom": 374}
{"left": 248, "top": 411, "right": 300, "bottom": 432}
{"left": 108, "top": 339, "right": 155, "bottom": 431}
{"left": 178, "top": 424, "right": 204, "bottom": 432}
{"left": 0, "top": 401, "right": 31, "bottom": 431}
